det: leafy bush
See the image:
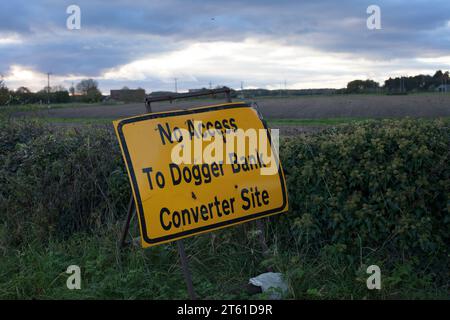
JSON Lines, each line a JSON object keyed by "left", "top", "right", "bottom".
{"left": 0, "top": 118, "right": 449, "bottom": 298}
{"left": 280, "top": 119, "right": 449, "bottom": 260}
{"left": 0, "top": 85, "right": 9, "bottom": 106}
{"left": 0, "top": 120, "right": 130, "bottom": 246}
{"left": 1, "top": 118, "right": 449, "bottom": 258}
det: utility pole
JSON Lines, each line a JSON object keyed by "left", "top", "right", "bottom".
{"left": 442, "top": 74, "right": 446, "bottom": 94}
{"left": 47, "top": 72, "right": 52, "bottom": 105}
{"left": 174, "top": 77, "right": 178, "bottom": 93}
{"left": 209, "top": 81, "right": 212, "bottom": 90}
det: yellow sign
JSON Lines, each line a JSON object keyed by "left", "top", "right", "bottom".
{"left": 113, "top": 102, "right": 288, "bottom": 247}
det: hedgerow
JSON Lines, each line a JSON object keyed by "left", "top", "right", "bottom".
{"left": 280, "top": 119, "right": 449, "bottom": 261}
{"left": 1, "top": 118, "right": 448, "bottom": 263}
{"left": 0, "top": 120, "right": 130, "bottom": 246}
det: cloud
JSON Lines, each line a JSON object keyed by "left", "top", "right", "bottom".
{"left": 0, "top": 33, "right": 23, "bottom": 45}
{"left": 99, "top": 39, "right": 450, "bottom": 91}
{"left": 1, "top": 0, "right": 450, "bottom": 91}
{"left": 2, "top": 65, "right": 87, "bottom": 92}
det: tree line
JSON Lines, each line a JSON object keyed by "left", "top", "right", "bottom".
{"left": 343, "top": 70, "right": 450, "bottom": 94}
{"left": 0, "top": 79, "right": 102, "bottom": 106}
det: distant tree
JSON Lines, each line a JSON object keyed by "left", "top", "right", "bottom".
{"left": 383, "top": 70, "right": 449, "bottom": 92}
{"left": 76, "top": 79, "right": 98, "bottom": 94}
{"left": 84, "top": 88, "right": 102, "bottom": 102}
{"left": 69, "top": 87, "right": 75, "bottom": 97}
{"left": 16, "top": 86, "right": 31, "bottom": 94}
{"left": 30, "top": 85, "right": 70, "bottom": 104}
{"left": 13, "top": 86, "right": 33, "bottom": 104}
{"left": 51, "top": 85, "right": 67, "bottom": 93}
{"left": 40, "top": 86, "right": 51, "bottom": 95}
{"left": 433, "top": 70, "right": 444, "bottom": 80}
{"left": 121, "top": 86, "right": 130, "bottom": 90}
{"left": 432, "top": 70, "right": 449, "bottom": 88}
{"left": 53, "top": 90, "right": 70, "bottom": 103}
{"left": 0, "top": 80, "right": 10, "bottom": 105}
{"left": 346, "top": 79, "right": 379, "bottom": 93}
{"left": 76, "top": 79, "right": 102, "bottom": 102}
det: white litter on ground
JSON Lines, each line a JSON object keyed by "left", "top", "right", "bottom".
{"left": 249, "top": 272, "right": 288, "bottom": 299}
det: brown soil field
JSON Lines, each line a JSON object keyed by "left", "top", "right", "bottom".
{"left": 15, "top": 94, "right": 450, "bottom": 120}
{"left": 255, "top": 94, "right": 450, "bottom": 118}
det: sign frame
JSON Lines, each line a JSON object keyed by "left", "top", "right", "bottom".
{"left": 115, "top": 102, "right": 288, "bottom": 246}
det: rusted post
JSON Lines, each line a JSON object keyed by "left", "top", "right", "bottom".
{"left": 225, "top": 90, "right": 232, "bottom": 102}
{"left": 177, "top": 240, "right": 197, "bottom": 300}
{"left": 120, "top": 194, "right": 135, "bottom": 248}
{"left": 145, "top": 87, "right": 232, "bottom": 106}
{"left": 145, "top": 101, "right": 152, "bottom": 113}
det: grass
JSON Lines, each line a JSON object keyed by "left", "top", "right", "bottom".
{"left": 1, "top": 223, "right": 447, "bottom": 300}
{"left": 0, "top": 102, "right": 124, "bottom": 118}
{"left": 6, "top": 116, "right": 443, "bottom": 128}
{"left": 4, "top": 116, "right": 385, "bottom": 129}
{"left": 0, "top": 224, "right": 266, "bottom": 299}
{"left": 33, "top": 117, "right": 116, "bottom": 125}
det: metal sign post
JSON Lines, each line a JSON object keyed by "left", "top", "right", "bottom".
{"left": 145, "top": 87, "right": 232, "bottom": 113}
{"left": 117, "top": 86, "right": 284, "bottom": 298}
{"left": 177, "top": 240, "right": 197, "bottom": 300}
{"left": 120, "top": 87, "right": 234, "bottom": 300}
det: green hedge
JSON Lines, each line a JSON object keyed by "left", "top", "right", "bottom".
{"left": 0, "top": 120, "right": 130, "bottom": 246}
{"left": 280, "top": 119, "right": 450, "bottom": 259}
{"left": 1, "top": 118, "right": 449, "bottom": 263}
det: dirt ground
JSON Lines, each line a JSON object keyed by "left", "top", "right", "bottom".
{"left": 16, "top": 94, "right": 450, "bottom": 120}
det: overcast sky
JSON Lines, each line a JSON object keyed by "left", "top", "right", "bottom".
{"left": 1, "top": 0, "right": 449, "bottom": 93}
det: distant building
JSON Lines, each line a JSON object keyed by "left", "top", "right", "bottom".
{"left": 110, "top": 88, "right": 145, "bottom": 102}
{"left": 436, "top": 84, "right": 450, "bottom": 92}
